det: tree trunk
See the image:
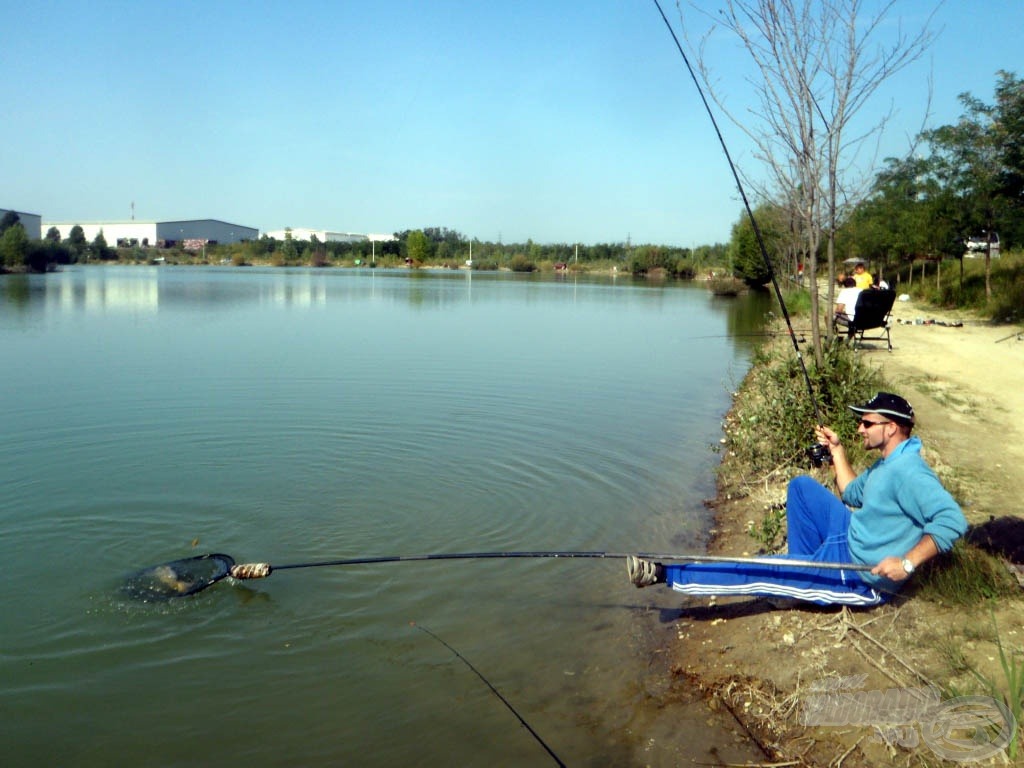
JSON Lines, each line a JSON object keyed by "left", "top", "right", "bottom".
{"left": 985, "top": 248, "right": 993, "bottom": 302}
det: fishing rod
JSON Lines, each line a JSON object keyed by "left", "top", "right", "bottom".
{"left": 651, "top": 0, "right": 823, "bottom": 427}
{"left": 122, "top": 550, "right": 871, "bottom": 600}
{"left": 413, "top": 623, "right": 566, "bottom": 767}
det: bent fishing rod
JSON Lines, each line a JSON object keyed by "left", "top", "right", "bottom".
{"left": 651, "top": 0, "right": 823, "bottom": 427}
{"left": 123, "top": 550, "right": 871, "bottom": 600}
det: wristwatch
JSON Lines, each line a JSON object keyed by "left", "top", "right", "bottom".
{"left": 901, "top": 558, "right": 915, "bottom": 575}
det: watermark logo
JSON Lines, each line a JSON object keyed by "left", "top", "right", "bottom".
{"left": 801, "top": 675, "right": 1015, "bottom": 762}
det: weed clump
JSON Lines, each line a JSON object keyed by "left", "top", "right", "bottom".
{"left": 720, "top": 331, "right": 884, "bottom": 481}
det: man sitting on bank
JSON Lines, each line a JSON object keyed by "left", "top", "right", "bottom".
{"left": 627, "top": 393, "right": 967, "bottom": 605}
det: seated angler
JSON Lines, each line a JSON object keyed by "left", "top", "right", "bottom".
{"left": 834, "top": 277, "right": 862, "bottom": 325}
{"left": 627, "top": 393, "right": 967, "bottom": 606}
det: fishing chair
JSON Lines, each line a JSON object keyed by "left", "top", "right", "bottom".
{"left": 833, "top": 289, "right": 896, "bottom": 351}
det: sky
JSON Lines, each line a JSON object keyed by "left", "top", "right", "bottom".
{"left": 2, "top": 0, "right": 1022, "bottom": 247}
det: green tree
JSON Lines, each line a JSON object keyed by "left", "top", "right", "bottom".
{"left": 43, "top": 237, "right": 72, "bottom": 267}
{"left": 279, "top": 235, "right": 298, "bottom": 263}
{"left": 68, "top": 225, "right": 87, "bottom": 260}
{"left": 728, "top": 204, "right": 786, "bottom": 285}
{"left": 990, "top": 72, "right": 1024, "bottom": 234}
{"left": 91, "top": 230, "right": 112, "bottom": 260}
{"left": 843, "top": 155, "right": 946, "bottom": 271}
{"left": 0, "top": 223, "right": 29, "bottom": 268}
{"left": 1, "top": 210, "right": 21, "bottom": 235}
{"left": 405, "top": 230, "right": 431, "bottom": 265}
{"left": 45, "top": 226, "right": 62, "bottom": 243}
{"left": 921, "top": 73, "right": 1024, "bottom": 299}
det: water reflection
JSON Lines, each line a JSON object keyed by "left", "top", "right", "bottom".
{"left": 10, "top": 267, "right": 714, "bottom": 316}
{"left": 0, "top": 274, "right": 33, "bottom": 309}
{"left": 704, "top": 285, "right": 775, "bottom": 353}
{"left": 3, "top": 269, "right": 777, "bottom": 355}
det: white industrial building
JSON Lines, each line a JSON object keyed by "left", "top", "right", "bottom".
{"left": 0, "top": 208, "right": 42, "bottom": 240}
{"left": 42, "top": 218, "right": 258, "bottom": 247}
{"left": 262, "top": 228, "right": 395, "bottom": 243}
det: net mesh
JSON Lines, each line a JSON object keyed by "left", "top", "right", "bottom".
{"left": 122, "top": 554, "right": 235, "bottom": 601}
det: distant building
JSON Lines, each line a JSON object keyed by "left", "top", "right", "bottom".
{"left": 42, "top": 219, "right": 258, "bottom": 248}
{"left": 263, "top": 228, "right": 365, "bottom": 243}
{"left": 0, "top": 208, "right": 42, "bottom": 240}
{"left": 263, "top": 228, "right": 396, "bottom": 243}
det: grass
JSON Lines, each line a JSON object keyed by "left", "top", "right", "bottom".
{"left": 914, "top": 541, "right": 1020, "bottom": 606}
{"left": 943, "top": 607, "right": 1024, "bottom": 760}
{"left": 898, "top": 250, "right": 1024, "bottom": 323}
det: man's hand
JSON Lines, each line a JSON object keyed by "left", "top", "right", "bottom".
{"left": 871, "top": 556, "right": 912, "bottom": 582}
{"left": 815, "top": 424, "right": 856, "bottom": 492}
{"left": 815, "top": 424, "right": 841, "bottom": 451}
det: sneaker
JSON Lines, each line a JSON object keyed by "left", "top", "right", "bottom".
{"left": 626, "top": 555, "right": 663, "bottom": 588}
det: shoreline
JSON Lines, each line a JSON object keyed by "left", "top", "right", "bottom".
{"left": 653, "top": 300, "right": 1024, "bottom": 765}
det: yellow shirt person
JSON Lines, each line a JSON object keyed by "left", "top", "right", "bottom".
{"left": 852, "top": 263, "right": 873, "bottom": 290}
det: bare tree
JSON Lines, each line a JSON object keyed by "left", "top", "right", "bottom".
{"left": 681, "top": 0, "right": 936, "bottom": 363}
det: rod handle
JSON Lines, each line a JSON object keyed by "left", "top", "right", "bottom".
{"left": 230, "top": 562, "right": 272, "bottom": 580}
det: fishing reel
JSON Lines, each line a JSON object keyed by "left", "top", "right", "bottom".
{"left": 805, "top": 442, "right": 833, "bottom": 468}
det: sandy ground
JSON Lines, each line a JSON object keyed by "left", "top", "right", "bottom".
{"left": 651, "top": 299, "right": 1024, "bottom": 766}
{"left": 878, "top": 297, "right": 1024, "bottom": 519}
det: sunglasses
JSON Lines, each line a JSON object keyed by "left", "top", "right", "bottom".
{"left": 858, "top": 418, "right": 891, "bottom": 428}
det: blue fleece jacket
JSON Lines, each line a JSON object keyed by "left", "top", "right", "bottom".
{"left": 843, "top": 436, "right": 967, "bottom": 589}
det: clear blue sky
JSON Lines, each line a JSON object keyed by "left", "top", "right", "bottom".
{"left": 2, "top": 0, "right": 1021, "bottom": 246}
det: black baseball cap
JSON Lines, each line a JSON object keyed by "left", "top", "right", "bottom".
{"left": 849, "top": 392, "right": 914, "bottom": 426}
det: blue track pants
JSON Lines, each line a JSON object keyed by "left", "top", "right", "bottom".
{"left": 664, "top": 476, "right": 885, "bottom": 606}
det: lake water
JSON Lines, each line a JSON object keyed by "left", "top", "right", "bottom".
{"left": 0, "top": 266, "right": 768, "bottom": 766}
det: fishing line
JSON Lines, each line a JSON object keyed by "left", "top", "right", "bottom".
{"left": 412, "top": 623, "right": 566, "bottom": 767}
{"left": 651, "top": 0, "right": 823, "bottom": 425}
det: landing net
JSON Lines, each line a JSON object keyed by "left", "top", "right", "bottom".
{"left": 122, "top": 554, "right": 235, "bottom": 601}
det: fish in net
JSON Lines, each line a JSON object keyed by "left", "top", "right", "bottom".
{"left": 121, "top": 554, "right": 236, "bottom": 601}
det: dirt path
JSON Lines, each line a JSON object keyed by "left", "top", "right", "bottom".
{"left": 870, "top": 297, "right": 1024, "bottom": 522}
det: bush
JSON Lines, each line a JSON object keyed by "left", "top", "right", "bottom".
{"left": 508, "top": 254, "right": 535, "bottom": 272}
{"left": 779, "top": 286, "right": 812, "bottom": 316}
{"left": 721, "top": 333, "right": 885, "bottom": 477}
{"left": 673, "top": 257, "right": 696, "bottom": 279}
